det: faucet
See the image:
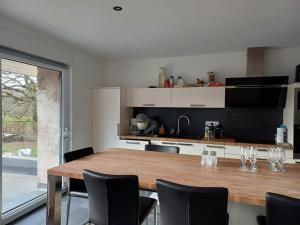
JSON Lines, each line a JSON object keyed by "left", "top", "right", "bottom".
{"left": 177, "top": 115, "right": 190, "bottom": 136}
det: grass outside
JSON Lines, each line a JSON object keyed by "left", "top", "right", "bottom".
{"left": 2, "top": 142, "right": 37, "bottom": 157}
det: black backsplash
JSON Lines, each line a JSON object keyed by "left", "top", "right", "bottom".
{"left": 133, "top": 108, "right": 283, "bottom": 144}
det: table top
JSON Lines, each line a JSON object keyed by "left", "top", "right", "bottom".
{"left": 48, "top": 148, "right": 300, "bottom": 206}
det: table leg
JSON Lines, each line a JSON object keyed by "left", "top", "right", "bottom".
{"left": 46, "top": 175, "right": 62, "bottom": 225}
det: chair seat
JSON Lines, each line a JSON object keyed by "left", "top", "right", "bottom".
{"left": 139, "top": 196, "right": 157, "bottom": 224}
{"left": 257, "top": 215, "right": 267, "bottom": 225}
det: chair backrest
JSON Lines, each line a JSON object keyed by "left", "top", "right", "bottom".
{"left": 64, "top": 147, "right": 94, "bottom": 163}
{"left": 157, "top": 179, "right": 228, "bottom": 225}
{"left": 64, "top": 147, "right": 94, "bottom": 193}
{"left": 266, "top": 192, "right": 300, "bottom": 225}
{"left": 83, "top": 170, "right": 140, "bottom": 225}
{"left": 145, "top": 144, "right": 179, "bottom": 154}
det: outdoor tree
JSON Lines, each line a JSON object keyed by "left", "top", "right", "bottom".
{"left": 2, "top": 71, "right": 37, "bottom": 133}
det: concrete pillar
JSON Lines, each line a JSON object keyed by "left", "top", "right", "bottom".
{"left": 36, "top": 68, "right": 60, "bottom": 186}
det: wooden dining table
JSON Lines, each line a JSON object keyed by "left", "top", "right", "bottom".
{"left": 46, "top": 148, "right": 300, "bottom": 225}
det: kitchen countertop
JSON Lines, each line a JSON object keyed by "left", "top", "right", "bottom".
{"left": 120, "top": 134, "right": 293, "bottom": 149}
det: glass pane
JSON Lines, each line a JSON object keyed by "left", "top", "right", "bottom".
{"left": 1, "top": 58, "right": 61, "bottom": 214}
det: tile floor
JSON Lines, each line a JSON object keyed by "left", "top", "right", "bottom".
{"left": 8, "top": 192, "right": 159, "bottom": 225}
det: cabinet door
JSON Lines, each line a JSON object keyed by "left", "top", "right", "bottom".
{"left": 92, "top": 88, "right": 120, "bottom": 151}
{"left": 204, "top": 144, "right": 225, "bottom": 157}
{"left": 127, "top": 88, "right": 172, "bottom": 107}
{"left": 225, "top": 145, "right": 241, "bottom": 159}
{"left": 118, "top": 140, "right": 149, "bottom": 150}
{"left": 177, "top": 143, "right": 204, "bottom": 156}
{"left": 172, "top": 87, "right": 225, "bottom": 108}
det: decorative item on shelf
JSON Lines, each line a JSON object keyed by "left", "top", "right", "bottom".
{"left": 164, "top": 78, "right": 169, "bottom": 88}
{"left": 169, "top": 76, "right": 175, "bottom": 88}
{"left": 196, "top": 78, "right": 205, "bottom": 87}
{"left": 207, "top": 72, "right": 216, "bottom": 86}
{"left": 175, "top": 76, "right": 185, "bottom": 87}
{"left": 207, "top": 71, "right": 225, "bottom": 87}
{"left": 159, "top": 67, "right": 167, "bottom": 88}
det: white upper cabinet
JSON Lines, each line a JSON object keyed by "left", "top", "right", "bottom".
{"left": 126, "top": 88, "right": 172, "bottom": 107}
{"left": 172, "top": 87, "right": 225, "bottom": 108}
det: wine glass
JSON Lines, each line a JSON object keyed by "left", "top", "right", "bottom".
{"left": 249, "top": 146, "right": 258, "bottom": 172}
{"left": 277, "top": 147, "right": 286, "bottom": 172}
{"left": 240, "top": 146, "right": 248, "bottom": 171}
{"left": 268, "top": 147, "right": 278, "bottom": 172}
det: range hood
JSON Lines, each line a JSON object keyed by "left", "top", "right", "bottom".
{"left": 225, "top": 48, "right": 289, "bottom": 108}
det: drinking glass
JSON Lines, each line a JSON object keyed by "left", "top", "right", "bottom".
{"left": 201, "top": 150, "right": 209, "bottom": 167}
{"left": 268, "top": 147, "right": 278, "bottom": 172}
{"left": 240, "top": 146, "right": 248, "bottom": 171}
{"left": 276, "top": 146, "right": 286, "bottom": 172}
{"left": 209, "top": 151, "right": 218, "bottom": 167}
{"left": 248, "top": 146, "right": 258, "bottom": 172}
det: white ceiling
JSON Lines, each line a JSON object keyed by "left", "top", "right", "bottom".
{"left": 0, "top": 0, "right": 299, "bottom": 59}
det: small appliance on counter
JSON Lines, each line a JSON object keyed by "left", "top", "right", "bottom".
{"left": 204, "top": 121, "right": 221, "bottom": 139}
{"left": 214, "top": 125, "right": 224, "bottom": 139}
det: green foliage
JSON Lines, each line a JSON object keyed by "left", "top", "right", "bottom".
{"left": 2, "top": 142, "right": 37, "bottom": 157}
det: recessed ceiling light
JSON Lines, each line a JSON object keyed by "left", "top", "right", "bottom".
{"left": 113, "top": 6, "right": 123, "bottom": 11}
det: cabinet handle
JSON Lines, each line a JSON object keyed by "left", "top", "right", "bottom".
{"left": 162, "top": 142, "right": 176, "bottom": 145}
{"left": 190, "top": 104, "right": 206, "bottom": 107}
{"left": 257, "top": 148, "right": 267, "bottom": 152}
{"left": 206, "top": 145, "right": 225, "bottom": 149}
{"left": 126, "top": 141, "right": 141, "bottom": 145}
{"left": 142, "top": 104, "right": 155, "bottom": 107}
{"left": 177, "top": 143, "right": 193, "bottom": 146}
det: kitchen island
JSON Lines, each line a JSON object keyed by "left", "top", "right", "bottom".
{"left": 47, "top": 148, "right": 300, "bottom": 225}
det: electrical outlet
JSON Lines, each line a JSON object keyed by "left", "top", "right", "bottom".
{"left": 205, "top": 121, "right": 219, "bottom": 126}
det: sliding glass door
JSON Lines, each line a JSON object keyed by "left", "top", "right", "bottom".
{"left": 0, "top": 50, "right": 69, "bottom": 224}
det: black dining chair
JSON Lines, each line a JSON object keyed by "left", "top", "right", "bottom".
{"left": 83, "top": 170, "right": 157, "bottom": 225}
{"left": 145, "top": 144, "right": 180, "bottom": 154}
{"left": 63, "top": 147, "right": 94, "bottom": 225}
{"left": 257, "top": 192, "right": 300, "bottom": 225}
{"left": 156, "top": 179, "right": 229, "bottom": 225}
{"left": 145, "top": 143, "right": 180, "bottom": 223}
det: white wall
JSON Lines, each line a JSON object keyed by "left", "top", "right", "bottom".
{"left": 104, "top": 48, "right": 300, "bottom": 87}
{"left": 104, "top": 52, "right": 247, "bottom": 87}
{"left": 0, "top": 17, "right": 105, "bottom": 150}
